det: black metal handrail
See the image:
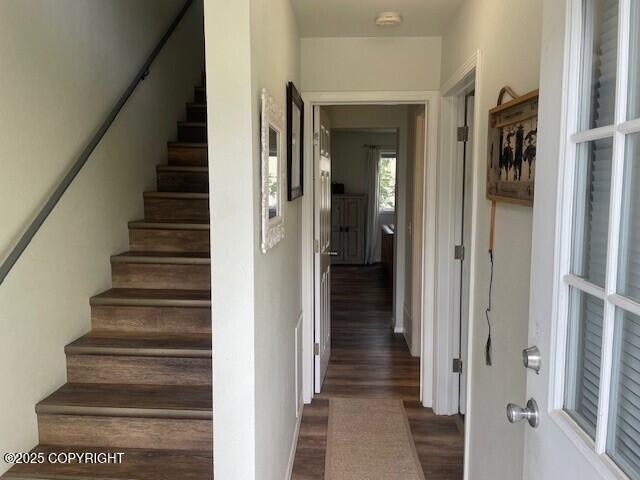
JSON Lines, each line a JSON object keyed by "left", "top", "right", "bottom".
{"left": 0, "top": 0, "right": 195, "bottom": 285}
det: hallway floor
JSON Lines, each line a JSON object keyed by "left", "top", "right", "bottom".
{"left": 291, "top": 265, "right": 464, "bottom": 479}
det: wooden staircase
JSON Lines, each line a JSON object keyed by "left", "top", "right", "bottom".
{"left": 3, "top": 77, "right": 213, "bottom": 479}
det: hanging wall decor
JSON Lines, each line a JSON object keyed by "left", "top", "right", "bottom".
{"left": 260, "top": 88, "right": 286, "bottom": 253}
{"left": 286, "top": 81, "right": 304, "bottom": 201}
{"left": 487, "top": 87, "right": 539, "bottom": 206}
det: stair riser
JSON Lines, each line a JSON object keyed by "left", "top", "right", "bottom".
{"left": 66, "top": 355, "right": 212, "bottom": 386}
{"left": 38, "top": 414, "right": 212, "bottom": 451}
{"left": 157, "top": 170, "right": 209, "bottom": 192}
{"left": 187, "top": 106, "right": 207, "bottom": 122}
{"left": 194, "top": 87, "right": 206, "bottom": 103}
{"left": 178, "top": 124, "right": 207, "bottom": 143}
{"left": 111, "top": 263, "right": 210, "bottom": 290}
{"left": 144, "top": 197, "right": 209, "bottom": 223}
{"left": 129, "top": 228, "right": 210, "bottom": 253}
{"left": 168, "top": 145, "right": 207, "bottom": 166}
{"left": 91, "top": 305, "right": 211, "bottom": 334}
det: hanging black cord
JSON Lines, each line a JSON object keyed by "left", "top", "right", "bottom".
{"left": 485, "top": 250, "right": 494, "bottom": 366}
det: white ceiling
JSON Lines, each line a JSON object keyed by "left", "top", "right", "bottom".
{"left": 291, "top": 0, "right": 464, "bottom": 38}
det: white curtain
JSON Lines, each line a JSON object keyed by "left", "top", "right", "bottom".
{"left": 364, "top": 147, "right": 380, "bottom": 264}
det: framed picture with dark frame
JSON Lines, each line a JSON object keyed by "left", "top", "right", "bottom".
{"left": 486, "top": 88, "right": 539, "bottom": 206}
{"left": 287, "top": 81, "right": 304, "bottom": 200}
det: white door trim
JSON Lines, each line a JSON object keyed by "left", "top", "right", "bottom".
{"left": 437, "top": 50, "right": 483, "bottom": 480}
{"left": 435, "top": 55, "right": 480, "bottom": 417}
{"left": 300, "top": 90, "right": 440, "bottom": 407}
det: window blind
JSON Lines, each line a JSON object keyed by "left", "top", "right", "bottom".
{"left": 591, "top": 0, "right": 618, "bottom": 128}
{"left": 609, "top": 311, "right": 640, "bottom": 479}
{"left": 566, "top": 0, "right": 618, "bottom": 438}
{"left": 608, "top": 137, "right": 640, "bottom": 478}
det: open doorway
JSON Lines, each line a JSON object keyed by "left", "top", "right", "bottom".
{"left": 295, "top": 96, "right": 465, "bottom": 478}
{"left": 321, "top": 107, "right": 408, "bottom": 397}
{"left": 313, "top": 104, "right": 422, "bottom": 397}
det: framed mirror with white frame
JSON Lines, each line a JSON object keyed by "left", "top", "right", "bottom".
{"left": 261, "top": 88, "right": 285, "bottom": 253}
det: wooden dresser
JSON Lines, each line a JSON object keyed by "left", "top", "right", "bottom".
{"left": 331, "top": 194, "right": 366, "bottom": 264}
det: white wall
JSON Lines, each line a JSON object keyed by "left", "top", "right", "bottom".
{"left": 251, "top": 0, "right": 302, "bottom": 478}
{"left": 206, "top": 0, "right": 302, "bottom": 478}
{"left": 440, "top": 1, "right": 542, "bottom": 479}
{"left": 301, "top": 36, "right": 441, "bottom": 92}
{"left": 0, "top": 0, "right": 204, "bottom": 474}
{"left": 206, "top": 0, "right": 256, "bottom": 478}
{"left": 331, "top": 130, "right": 397, "bottom": 195}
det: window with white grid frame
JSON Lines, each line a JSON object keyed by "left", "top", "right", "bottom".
{"left": 559, "top": 0, "right": 640, "bottom": 477}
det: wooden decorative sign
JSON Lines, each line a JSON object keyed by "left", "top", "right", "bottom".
{"left": 487, "top": 88, "right": 539, "bottom": 206}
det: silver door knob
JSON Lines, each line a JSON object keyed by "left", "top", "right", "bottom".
{"left": 506, "top": 398, "right": 539, "bottom": 428}
{"left": 522, "top": 346, "right": 541, "bottom": 374}
{"left": 327, "top": 251, "right": 339, "bottom": 256}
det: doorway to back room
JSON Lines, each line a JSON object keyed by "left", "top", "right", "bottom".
{"left": 293, "top": 102, "right": 465, "bottom": 478}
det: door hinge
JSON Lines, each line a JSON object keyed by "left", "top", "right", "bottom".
{"left": 454, "top": 245, "right": 465, "bottom": 260}
{"left": 314, "top": 343, "right": 320, "bottom": 355}
{"left": 314, "top": 239, "right": 320, "bottom": 254}
{"left": 452, "top": 358, "right": 463, "bottom": 373}
{"left": 457, "top": 126, "right": 469, "bottom": 142}
{"left": 313, "top": 132, "right": 320, "bottom": 146}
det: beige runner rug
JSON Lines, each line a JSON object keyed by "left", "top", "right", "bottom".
{"left": 325, "top": 398, "right": 426, "bottom": 480}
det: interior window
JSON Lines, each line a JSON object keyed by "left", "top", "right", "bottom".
{"left": 378, "top": 152, "right": 397, "bottom": 212}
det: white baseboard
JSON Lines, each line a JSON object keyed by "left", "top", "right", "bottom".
{"left": 286, "top": 404, "right": 304, "bottom": 479}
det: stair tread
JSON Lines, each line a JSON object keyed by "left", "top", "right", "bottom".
{"left": 111, "top": 251, "right": 210, "bottom": 264}
{"left": 37, "top": 383, "right": 212, "bottom": 416}
{"left": 143, "top": 191, "right": 208, "bottom": 199}
{"left": 167, "top": 141, "right": 207, "bottom": 148}
{"left": 90, "top": 288, "right": 211, "bottom": 308}
{"left": 157, "top": 165, "right": 208, "bottom": 172}
{"left": 128, "top": 220, "right": 210, "bottom": 230}
{"left": 66, "top": 331, "right": 211, "bottom": 356}
{"left": 2, "top": 445, "right": 212, "bottom": 480}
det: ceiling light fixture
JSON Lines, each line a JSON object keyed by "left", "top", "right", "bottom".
{"left": 375, "top": 11, "right": 403, "bottom": 27}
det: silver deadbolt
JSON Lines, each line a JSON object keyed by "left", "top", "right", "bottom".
{"left": 506, "top": 398, "right": 539, "bottom": 428}
{"left": 522, "top": 346, "right": 541, "bottom": 374}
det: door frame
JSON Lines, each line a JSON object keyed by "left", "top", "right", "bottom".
{"left": 438, "top": 52, "right": 483, "bottom": 480}
{"left": 435, "top": 52, "right": 481, "bottom": 418}
{"left": 300, "top": 91, "right": 439, "bottom": 407}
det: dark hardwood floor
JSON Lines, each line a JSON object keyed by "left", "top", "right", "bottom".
{"left": 291, "top": 264, "right": 464, "bottom": 479}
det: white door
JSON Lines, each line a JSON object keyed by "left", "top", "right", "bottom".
{"left": 314, "top": 106, "right": 332, "bottom": 393}
{"left": 410, "top": 108, "right": 426, "bottom": 357}
{"left": 523, "top": 0, "right": 640, "bottom": 478}
{"left": 456, "top": 92, "right": 474, "bottom": 416}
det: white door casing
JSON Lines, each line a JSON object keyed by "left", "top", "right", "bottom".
{"left": 314, "top": 106, "right": 332, "bottom": 393}
{"left": 437, "top": 57, "right": 479, "bottom": 419}
{"left": 301, "top": 91, "right": 439, "bottom": 408}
